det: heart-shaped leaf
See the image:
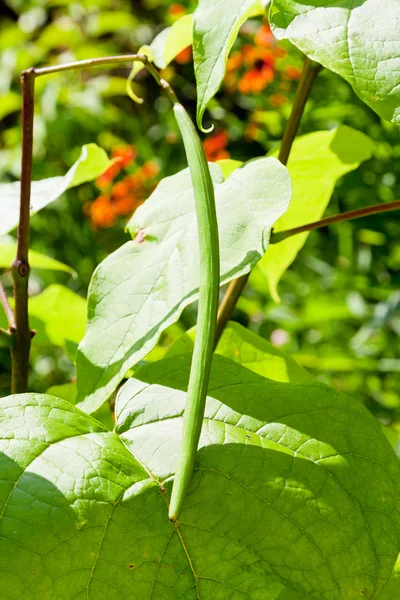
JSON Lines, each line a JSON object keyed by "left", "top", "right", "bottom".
{"left": 1, "top": 354, "right": 398, "bottom": 598}
{"left": 0, "top": 143, "right": 111, "bottom": 237}
{"left": 151, "top": 13, "right": 193, "bottom": 69}
{"left": 76, "top": 158, "right": 291, "bottom": 414}
{"left": 269, "top": 0, "right": 400, "bottom": 124}
{"left": 193, "top": 0, "right": 267, "bottom": 130}
{"left": 259, "top": 125, "right": 375, "bottom": 301}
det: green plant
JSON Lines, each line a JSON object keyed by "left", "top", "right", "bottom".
{"left": 0, "top": 1, "right": 400, "bottom": 598}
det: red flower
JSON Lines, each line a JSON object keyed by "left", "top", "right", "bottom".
{"left": 270, "top": 93, "right": 288, "bottom": 107}
{"left": 175, "top": 46, "right": 192, "bottom": 65}
{"left": 96, "top": 161, "right": 123, "bottom": 189}
{"left": 238, "top": 46, "right": 275, "bottom": 94}
{"left": 168, "top": 3, "right": 186, "bottom": 19}
{"left": 111, "top": 145, "right": 137, "bottom": 168}
{"left": 284, "top": 65, "right": 302, "bottom": 80}
{"left": 203, "top": 131, "right": 230, "bottom": 162}
{"left": 87, "top": 195, "right": 116, "bottom": 228}
{"left": 88, "top": 147, "right": 159, "bottom": 228}
{"left": 254, "top": 24, "right": 274, "bottom": 48}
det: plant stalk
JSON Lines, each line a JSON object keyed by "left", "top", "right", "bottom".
{"left": 11, "top": 69, "right": 35, "bottom": 394}
{"left": 214, "top": 57, "right": 320, "bottom": 344}
{"left": 271, "top": 200, "right": 400, "bottom": 243}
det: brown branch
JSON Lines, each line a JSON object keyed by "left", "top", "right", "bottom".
{"left": 0, "top": 281, "right": 15, "bottom": 329}
{"left": 11, "top": 69, "right": 35, "bottom": 394}
{"left": 271, "top": 200, "right": 400, "bottom": 243}
{"left": 214, "top": 57, "right": 321, "bottom": 345}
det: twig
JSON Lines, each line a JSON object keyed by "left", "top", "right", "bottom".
{"left": 271, "top": 200, "right": 400, "bottom": 243}
{"left": 214, "top": 57, "right": 321, "bottom": 344}
{"left": 0, "top": 281, "right": 15, "bottom": 329}
{"left": 11, "top": 69, "right": 35, "bottom": 394}
{"left": 10, "top": 54, "right": 179, "bottom": 394}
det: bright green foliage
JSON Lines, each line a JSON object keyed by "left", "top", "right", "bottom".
{"left": 193, "top": 0, "right": 268, "bottom": 130}
{"left": 76, "top": 158, "right": 291, "bottom": 413}
{"left": 0, "top": 285, "right": 86, "bottom": 351}
{"left": 0, "top": 243, "right": 74, "bottom": 274}
{"left": 1, "top": 354, "right": 398, "bottom": 598}
{"left": 127, "top": 14, "right": 193, "bottom": 98}
{"left": 0, "top": 143, "right": 111, "bottom": 236}
{"left": 46, "top": 382, "right": 114, "bottom": 431}
{"left": 258, "top": 126, "right": 375, "bottom": 301}
{"left": 151, "top": 14, "right": 193, "bottom": 68}
{"left": 379, "top": 554, "right": 400, "bottom": 599}
{"left": 28, "top": 285, "right": 86, "bottom": 348}
{"left": 269, "top": 0, "right": 400, "bottom": 125}
{"left": 168, "top": 320, "right": 313, "bottom": 383}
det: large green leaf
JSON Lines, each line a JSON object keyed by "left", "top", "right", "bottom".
{"left": 269, "top": 0, "right": 400, "bottom": 125}
{"left": 258, "top": 126, "right": 375, "bottom": 301}
{"left": 151, "top": 13, "right": 193, "bottom": 69}
{"left": 76, "top": 158, "right": 291, "bottom": 414}
{"left": 167, "top": 320, "right": 313, "bottom": 383}
{"left": 0, "top": 284, "right": 86, "bottom": 350}
{"left": 193, "top": 0, "right": 268, "bottom": 130}
{"left": 0, "top": 243, "right": 74, "bottom": 275}
{"left": 127, "top": 15, "right": 193, "bottom": 93}
{"left": 379, "top": 554, "right": 400, "bottom": 599}
{"left": 1, "top": 354, "right": 398, "bottom": 598}
{"left": 0, "top": 143, "right": 111, "bottom": 236}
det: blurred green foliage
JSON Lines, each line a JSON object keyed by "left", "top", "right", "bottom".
{"left": 0, "top": 0, "right": 400, "bottom": 445}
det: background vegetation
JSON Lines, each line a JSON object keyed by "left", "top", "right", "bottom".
{"left": 1, "top": 0, "right": 400, "bottom": 447}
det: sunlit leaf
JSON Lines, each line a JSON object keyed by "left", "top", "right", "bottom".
{"left": 151, "top": 14, "right": 193, "bottom": 69}
{"left": 269, "top": 0, "right": 400, "bottom": 124}
{"left": 2, "top": 353, "right": 396, "bottom": 597}
{"left": 76, "top": 158, "right": 291, "bottom": 413}
{"left": 0, "top": 285, "right": 86, "bottom": 350}
{"left": 0, "top": 143, "right": 111, "bottom": 237}
{"left": 258, "top": 126, "right": 375, "bottom": 301}
{"left": 167, "top": 320, "right": 313, "bottom": 383}
{"left": 193, "top": 0, "right": 268, "bottom": 130}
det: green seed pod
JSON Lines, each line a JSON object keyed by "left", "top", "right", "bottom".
{"left": 168, "top": 103, "right": 220, "bottom": 521}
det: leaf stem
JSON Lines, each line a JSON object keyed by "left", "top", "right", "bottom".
{"left": 214, "top": 57, "right": 320, "bottom": 344}
{"left": 271, "top": 200, "right": 400, "bottom": 243}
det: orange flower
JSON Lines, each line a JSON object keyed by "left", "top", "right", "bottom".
{"left": 175, "top": 46, "right": 192, "bottom": 65}
{"left": 255, "top": 24, "right": 274, "bottom": 48}
{"left": 270, "top": 93, "right": 288, "bottom": 107}
{"left": 284, "top": 65, "right": 302, "bottom": 80}
{"left": 112, "top": 179, "right": 132, "bottom": 198}
{"left": 88, "top": 150, "right": 159, "bottom": 228}
{"left": 96, "top": 145, "right": 137, "bottom": 189}
{"left": 111, "top": 145, "right": 137, "bottom": 168}
{"left": 141, "top": 160, "right": 160, "bottom": 179}
{"left": 114, "top": 195, "right": 141, "bottom": 216}
{"left": 238, "top": 46, "right": 275, "bottom": 94}
{"left": 168, "top": 3, "right": 186, "bottom": 19}
{"left": 203, "top": 130, "right": 230, "bottom": 162}
{"left": 226, "top": 51, "right": 243, "bottom": 73}
{"left": 96, "top": 161, "right": 122, "bottom": 189}
{"left": 87, "top": 195, "right": 116, "bottom": 228}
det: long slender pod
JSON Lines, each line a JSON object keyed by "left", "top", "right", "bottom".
{"left": 168, "top": 103, "right": 220, "bottom": 521}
